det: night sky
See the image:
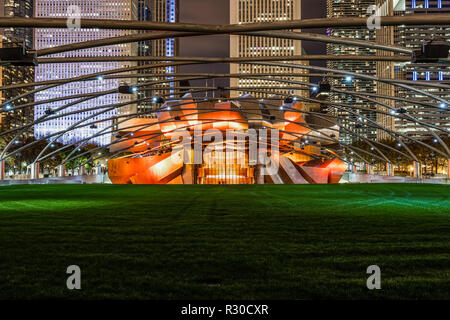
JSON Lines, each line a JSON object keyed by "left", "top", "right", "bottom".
{"left": 179, "top": 0, "right": 327, "bottom": 92}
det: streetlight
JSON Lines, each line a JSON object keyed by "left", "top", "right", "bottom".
{"left": 318, "top": 80, "right": 331, "bottom": 94}
{"left": 3, "top": 104, "right": 13, "bottom": 112}
{"left": 152, "top": 96, "right": 165, "bottom": 104}
{"left": 284, "top": 97, "right": 294, "bottom": 104}
{"left": 119, "top": 82, "right": 138, "bottom": 94}
{"left": 44, "top": 108, "right": 55, "bottom": 115}
{"left": 0, "top": 46, "right": 37, "bottom": 66}
{"left": 412, "top": 38, "right": 449, "bottom": 63}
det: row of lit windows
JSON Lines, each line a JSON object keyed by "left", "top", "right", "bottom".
{"left": 410, "top": 0, "right": 445, "bottom": 9}
{"left": 411, "top": 71, "right": 447, "bottom": 81}
{"left": 238, "top": 0, "right": 297, "bottom": 23}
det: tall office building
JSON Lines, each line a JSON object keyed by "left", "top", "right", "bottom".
{"left": 136, "top": 0, "right": 179, "bottom": 117}
{"left": 375, "top": 0, "right": 400, "bottom": 141}
{"left": 137, "top": 0, "right": 152, "bottom": 58}
{"left": 394, "top": 0, "right": 450, "bottom": 139}
{"left": 326, "top": 0, "right": 378, "bottom": 144}
{"left": 151, "top": 0, "right": 178, "bottom": 68}
{"left": 34, "top": 1, "right": 138, "bottom": 146}
{"left": 0, "top": 0, "right": 34, "bottom": 133}
{"left": 230, "top": 0, "right": 308, "bottom": 98}
{"left": 136, "top": 0, "right": 153, "bottom": 117}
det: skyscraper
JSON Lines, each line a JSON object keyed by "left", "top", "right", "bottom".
{"left": 136, "top": 0, "right": 179, "bottom": 117}
{"left": 375, "top": 0, "right": 397, "bottom": 141}
{"left": 34, "top": 1, "right": 138, "bottom": 146}
{"left": 229, "top": 0, "right": 308, "bottom": 98}
{"left": 152, "top": 0, "right": 178, "bottom": 67}
{"left": 137, "top": 0, "right": 152, "bottom": 58}
{"left": 326, "top": 0, "right": 378, "bottom": 144}
{"left": 394, "top": 0, "right": 450, "bottom": 139}
{"left": 0, "top": 0, "right": 34, "bottom": 133}
{"left": 151, "top": 0, "right": 178, "bottom": 97}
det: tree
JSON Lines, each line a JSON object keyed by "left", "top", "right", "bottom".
{"left": 351, "top": 136, "right": 449, "bottom": 176}
{"left": 0, "top": 136, "right": 19, "bottom": 170}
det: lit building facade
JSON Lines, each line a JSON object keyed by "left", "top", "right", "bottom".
{"left": 375, "top": 0, "right": 402, "bottom": 141}
{"left": 326, "top": 0, "right": 378, "bottom": 144}
{"left": 150, "top": 0, "right": 178, "bottom": 64}
{"left": 34, "top": 0, "right": 138, "bottom": 146}
{"left": 229, "top": 0, "right": 308, "bottom": 98}
{"left": 394, "top": 0, "right": 450, "bottom": 139}
{"left": 0, "top": 0, "right": 34, "bottom": 133}
{"left": 136, "top": 0, "right": 179, "bottom": 117}
{"left": 137, "top": 0, "right": 152, "bottom": 58}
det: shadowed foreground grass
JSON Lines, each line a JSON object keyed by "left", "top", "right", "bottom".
{"left": 0, "top": 183, "right": 449, "bottom": 299}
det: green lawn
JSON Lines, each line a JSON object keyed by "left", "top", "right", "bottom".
{"left": 0, "top": 184, "right": 449, "bottom": 299}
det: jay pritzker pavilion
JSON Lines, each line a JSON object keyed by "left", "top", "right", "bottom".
{"left": 108, "top": 94, "right": 347, "bottom": 185}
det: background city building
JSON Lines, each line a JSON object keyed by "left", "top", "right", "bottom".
{"left": 0, "top": 0, "right": 34, "bottom": 134}
{"left": 34, "top": 0, "right": 139, "bottom": 146}
{"left": 326, "top": 0, "right": 378, "bottom": 144}
{"left": 229, "top": 0, "right": 308, "bottom": 98}
{"left": 375, "top": 0, "right": 397, "bottom": 141}
{"left": 136, "top": 0, "right": 179, "bottom": 118}
{"left": 394, "top": 0, "right": 450, "bottom": 139}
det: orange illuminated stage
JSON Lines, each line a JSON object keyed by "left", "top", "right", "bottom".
{"left": 108, "top": 94, "right": 347, "bottom": 185}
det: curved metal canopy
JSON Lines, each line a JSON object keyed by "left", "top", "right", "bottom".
{"left": 0, "top": 16, "right": 448, "bottom": 177}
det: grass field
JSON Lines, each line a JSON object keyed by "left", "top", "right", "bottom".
{"left": 0, "top": 183, "right": 449, "bottom": 299}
